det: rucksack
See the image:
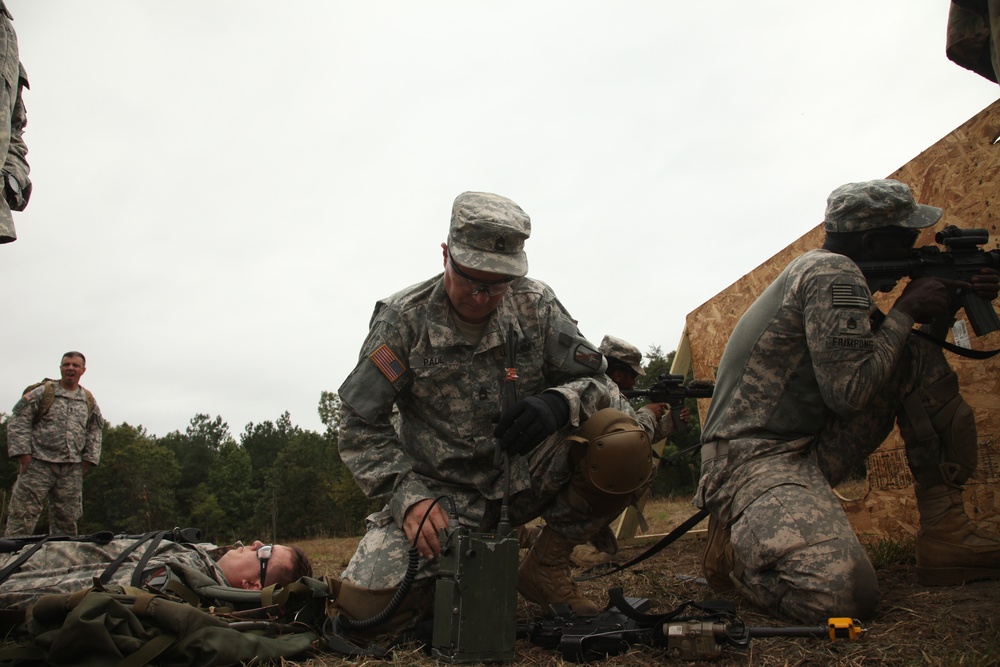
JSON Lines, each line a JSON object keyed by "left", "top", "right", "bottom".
{"left": 0, "top": 529, "right": 331, "bottom": 666}
{"left": 0, "top": 576, "right": 329, "bottom": 667}
{"left": 21, "top": 379, "right": 96, "bottom": 426}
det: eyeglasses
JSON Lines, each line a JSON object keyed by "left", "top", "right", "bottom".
{"left": 258, "top": 544, "right": 273, "bottom": 587}
{"left": 448, "top": 253, "right": 515, "bottom": 297}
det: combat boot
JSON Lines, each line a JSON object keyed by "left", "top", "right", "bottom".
{"left": 702, "top": 513, "right": 736, "bottom": 591}
{"left": 517, "top": 523, "right": 542, "bottom": 549}
{"left": 518, "top": 527, "right": 600, "bottom": 616}
{"left": 914, "top": 484, "right": 1000, "bottom": 586}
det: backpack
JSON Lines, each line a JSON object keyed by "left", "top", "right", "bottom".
{"left": 21, "top": 379, "right": 96, "bottom": 426}
{"left": 0, "top": 576, "right": 329, "bottom": 667}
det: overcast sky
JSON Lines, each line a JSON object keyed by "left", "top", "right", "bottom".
{"left": 2, "top": 1, "right": 997, "bottom": 438}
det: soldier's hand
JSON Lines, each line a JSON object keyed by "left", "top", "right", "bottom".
{"left": 641, "top": 402, "right": 668, "bottom": 421}
{"left": 893, "top": 276, "right": 970, "bottom": 323}
{"left": 970, "top": 268, "right": 1000, "bottom": 301}
{"left": 403, "top": 498, "right": 449, "bottom": 560}
{"left": 494, "top": 392, "right": 570, "bottom": 456}
{"left": 17, "top": 454, "right": 31, "bottom": 474}
{"left": 679, "top": 406, "right": 691, "bottom": 424}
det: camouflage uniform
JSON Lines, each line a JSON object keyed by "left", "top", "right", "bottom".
{"left": 946, "top": 0, "right": 1000, "bottom": 83}
{"left": 6, "top": 384, "right": 103, "bottom": 536}
{"left": 598, "top": 334, "right": 670, "bottom": 441}
{"left": 0, "top": 0, "right": 31, "bottom": 244}
{"left": 695, "top": 179, "right": 1000, "bottom": 622}
{"left": 338, "top": 274, "right": 644, "bottom": 589}
{"left": 696, "top": 179, "right": 990, "bottom": 623}
{"left": 0, "top": 538, "right": 228, "bottom": 609}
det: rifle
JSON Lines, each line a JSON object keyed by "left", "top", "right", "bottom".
{"left": 0, "top": 528, "right": 203, "bottom": 589}
{"left": 527, "top": 588, "right": 864, "bottom": 662}
{"left": 856, "top": 225, "right": 1000, "bottom": 336}
{"left": 0, "top": 527, "right": 201, "bottom": 554}
{"left": 623, "top": 373, "right": 714, "bottom": 433}
{"left": 0, "top": 531, "right": 115, "bottom": 554}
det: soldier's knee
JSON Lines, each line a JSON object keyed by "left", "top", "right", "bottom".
{"left": 775, "top": 553, "right": 880, "bottom": 623}
{"left": 564, "top": 409, "right": 653, "bottom": 514}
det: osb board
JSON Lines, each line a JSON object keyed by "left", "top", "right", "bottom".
{"left": 841, "top": 438, "right": 1000, "bottom": 539}
{"left": 683, "top": 98, "right": 1000, "bottom": 537}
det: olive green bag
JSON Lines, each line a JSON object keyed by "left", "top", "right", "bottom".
{"left": 0, "top": 578, "right": 327, "bottom": 667}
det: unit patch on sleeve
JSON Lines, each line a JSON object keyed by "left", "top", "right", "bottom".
{"left": 831, "top": 282, "right": 870, "bottom": 308}
{"left": 370, "top": 344, "right": 406, "bottom": 382}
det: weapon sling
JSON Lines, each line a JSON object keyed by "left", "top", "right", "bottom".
{"left": 99, "top": 529, "right": 169, "bottom": 586}
{"left": 0, "top": 537, "right": 56, "bottom": 587}
{"left": 575, "top": 508, "right": 709, "bottom": 582}
{"left": 912, "top": 328, "right": 1000, "bottom": 359}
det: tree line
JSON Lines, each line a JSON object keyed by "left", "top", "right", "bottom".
{"left": 0, "top": 348, "right": 703, "bottom": 544}
{"left": 0, "top": 392, "right": 380, "bottom": 544}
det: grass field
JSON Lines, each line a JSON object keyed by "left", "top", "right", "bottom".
{"left": 287, "top": 495, "right": 1000, "bottom": 667}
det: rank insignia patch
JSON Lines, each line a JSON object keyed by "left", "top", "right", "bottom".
{"left": 837, "top": 313, "right": 864, "bottom": 335}
{"left": 370, "top": 344, "right": 406, "bottom": 382}
{"left": 831, "top": 283, "right": 870, "bottom": 308}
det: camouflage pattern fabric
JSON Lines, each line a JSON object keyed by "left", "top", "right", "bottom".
{"left": 634, "top": 406, "right": 663, "bottom": 442}
{"left": 448, "top": 191, "right": 530, "bottom": 276}
{"left": 338, "top": 275, "right": 648, "bottom": 589}
{"left": 822, "top": 179, "right": 942, "bottom": 233}
{"left": 0, "top": 1, "right": 31, "bottom": 244}
{"left": 6, "top": 384, "right": 104, "bottom": 536}
{"left": 598, "top": 334, "right": 646, "bottom": 377}
{"left": 6, "top": 461, "right": 83, "bottom": 536}
{"left": 695, "top": 249, "right": 969, "bottom": 622}
{"left": 947, "top": 0, "right": 1000, "bottom": 84}
{"left": 0, "top": 538, "right": 228, "bottom": 609}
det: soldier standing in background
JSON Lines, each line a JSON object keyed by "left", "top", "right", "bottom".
{"left": 5, "top": 352, "right": 103, "bottom": 536}
{"left": 0, "top": 0, "right": 31, "bottom": 244}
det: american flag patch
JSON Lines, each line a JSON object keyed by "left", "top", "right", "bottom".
{"left": 831, "top": 283, "right": 869, "bottom": 308}
{"left": 370, "top": 344, "right": 406, "bottom": 382}
{"left": 574, "top": 344, "right": 603, "bottom": 370}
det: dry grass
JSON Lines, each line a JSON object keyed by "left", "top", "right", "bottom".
{"left": 289, "top": 496, "right": 1000, "bottom": 667}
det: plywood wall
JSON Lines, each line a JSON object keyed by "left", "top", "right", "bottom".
{"left": 681, "top": 98, "right": 1000, "bottom": 538}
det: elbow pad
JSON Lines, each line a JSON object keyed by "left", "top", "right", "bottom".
{"left": 546, "top": 320, "right": 606, "bottom": 375}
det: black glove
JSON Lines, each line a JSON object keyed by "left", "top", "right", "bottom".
{"left": 493, "top": 392, "right": 570, "bottom": 457}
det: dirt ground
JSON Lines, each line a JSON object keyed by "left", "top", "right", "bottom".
{"left": 296, "top": 531, "right": 1000, "bottom": 667}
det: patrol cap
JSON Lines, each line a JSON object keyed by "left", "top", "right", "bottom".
{"left": 823, "top": 179, "right": 943, "bottom": 233}
{"left": 448, "top": 191, "right": 530, "bottom": 277}
{"left": 599, "top": 335, "right": 645, "bottom": 377}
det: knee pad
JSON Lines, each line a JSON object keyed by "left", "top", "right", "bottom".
{"left": 900, "top": 371, "right": 977, "bottom": 488}
{"left": 566, "top": 408, "right": 653, "bottom": 496}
